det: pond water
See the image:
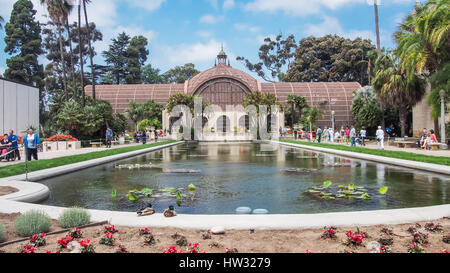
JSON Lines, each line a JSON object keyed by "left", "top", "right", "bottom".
{"left": 38, "top": 142, "right": 450, "bottom": 214}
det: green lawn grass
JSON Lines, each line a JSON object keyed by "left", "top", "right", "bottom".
{"left": 0, "top": 140, "right": 178, "bottom": 179}
{"left": 280, "top": 140, "right": 450, "bottom": 166}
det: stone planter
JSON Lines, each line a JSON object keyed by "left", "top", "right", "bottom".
{"left": 43, "top": 141, "right": 81, "bottom": 151}
{"left": 119, "top": 137, "right": 125, "bottom": 145}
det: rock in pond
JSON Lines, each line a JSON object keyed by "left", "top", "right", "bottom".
{"left": 235, "top": 207, "right": 252, "bottom": 214}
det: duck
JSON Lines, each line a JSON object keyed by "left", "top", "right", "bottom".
{"left": 137, "top": 203, "right": 155, "bottom": 216}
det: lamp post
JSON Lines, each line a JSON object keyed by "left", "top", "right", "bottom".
{"left": 331, "top": 111, "right": 335, "bottom": 142}
{"left": 440, "top": 89, "right": 446, "bottom": 148}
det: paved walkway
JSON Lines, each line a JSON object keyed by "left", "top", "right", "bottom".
{"left": 285, "top": 138, "right": 450, "bottom": 157}
{"left": 0, "top": 140, "right": 171, "bottom": 167}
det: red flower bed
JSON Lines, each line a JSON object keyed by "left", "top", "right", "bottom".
{"left": 44, "top": 135, "right": 78, "bottom": 142}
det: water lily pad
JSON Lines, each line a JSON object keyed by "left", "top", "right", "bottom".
{"left": 379, "top": 186, "right": 388, "bottom": 195}
{"left": 188, "top": 184, "right": 196, "bottom": 191}
{"left": 361, "top": 193, "right": 372, "bottom": 200}
{"left": 323, "top": 180, "right": 332, "bottom": 188}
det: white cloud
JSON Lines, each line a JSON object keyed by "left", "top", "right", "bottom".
{"left": 158, "top": 40, "right": 228, "bottom": 67}
{"left": 223, "top": 0, "right": 235, "bottom": 10}
{"left": 200, "top": 14, "right": 225, "bottom": 24}
{"left": 304, "top": 16, "right": 376, "bottom": 41}
{"left": 234, "top": 23, "right": 260, "bottom": 33}
{"left": 127, "top": 0, "right": 166, "bottom": 12}
{"left": 244, "top": 0, "right": 416, "bottom": 16}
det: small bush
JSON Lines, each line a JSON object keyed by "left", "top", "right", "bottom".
{"left": 15, "top": 210, "right": 52, "bottom": 237}
{"left": 58, "top": 207, "right": 91, "bottom": 229}
{"left": 0, "top": 222, "right": 6, "bottom": 243}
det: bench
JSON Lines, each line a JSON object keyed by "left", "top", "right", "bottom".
{"left": 394, "top": 141, "right": 416, "bottom": 148}
{"left": 429, "top": 143, "right": 441, "bottom": 150}
{"left": 90, "top": 142, "right": 103, "bottom": 148}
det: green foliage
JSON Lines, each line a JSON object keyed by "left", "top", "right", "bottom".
{"left": 379, "top": 186, "right": 388, "bottom": 195}
{"left": 125, "top": 99, "right": 164, "bottom": 129}
{"left": 58, "top": 207, "right": 91, "bottom": 229}
{"left": 301, "top": 107, "right": 324, "bottom": 129}
{"left": 102, "top": 32, "right": 131, "bottom": 84}
{"left": 15, "top": 210, "right": 52, "bottom": 237}
{"left": 125, "top": 35, "right": 149, "bottom": 84}
{"left": 281, "top": 139, "right": 450, "bottom": 166}
{"left": 237, "top": 34, "right": 297, "bottom": 82}
{"left": 4, "top": 0, "right": 44, "bottom": 86}
{"left": 0, "top": 222, "right": 6, "bottom": 243}
{"left": 142, "top": 64, "right": 165, "bottom": 84}
{"left": 162, "top": 63, "right": 200, "bottom": 84}
{"left": 287, "top": 94, "right": 308, "bottom": 127}
{"left": 54, "top": 98, "right": 120, "bottom": 137}
{"left": 0, "top": 140, "right": 177, "bottom": 178}
{"left": 351, "top": 86, "right": 382, "bottom": 131}
{"left": 284, "top": 35, "right": 376, "bottom": 86}
{"left": 428, "top": 62, "right": 450, "bottom": 120}
{"left": 242, "top": 91, "right": 284, "bottom": 113}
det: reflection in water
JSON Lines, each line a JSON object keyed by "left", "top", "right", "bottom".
{"left": 39, "top": 143, "right": 450, "bottom": 214}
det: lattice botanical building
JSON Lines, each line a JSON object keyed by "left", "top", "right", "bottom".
{"left": 85, "top": 49, "right": 361, "bottom": 139}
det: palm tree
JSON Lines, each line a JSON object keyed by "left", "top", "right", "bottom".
{"left": 61, "top": 2, "right": 77, "bottom": 100}
{"left": 302, "top": 107, "right": 323, "bottom": 134}
{"left": 373, "top": 53, "right": 426, "bottom": 137}
{"left": 373, "top": 0, "right": 381, "bottom": 56}
{"left": 77, "top": 0, "right": 85, "bottom": 106}
{"left": 41, "top": 0, "right": 69, "bottom": 98}
{"left": 0, "top": 15, "right": 4, "bottom": 29}
{"left": 83, "top": 0, "right": 96, "bottom": 100}
{"left": 287, "top": 94, "right": 307, "bottom": 129}
{"left": 395, "top": 0, "right": 450, "bottom": 133}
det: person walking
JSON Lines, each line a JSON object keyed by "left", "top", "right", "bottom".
{"left": 350, "top": 125, "right": 357, "bottom": 147}
{"left": 8, "top": 130, "right": 21, "bottom": 160}
{"left": 142, "top": 131, "right": 147, "bottom": 144}
{"left": 340, "top": 127, "right": 345, "bottom": 144}
{"left": 360, "top": 126, "right": 367, "bottom": 147}
{"left": 344, "top": 126, "right": 350, "bottom": 145}
{"left": 317, "top": 127, "right": 323, "bottom": 143}
{"left": 105, "top": 127, "right": 113, "bottom": 148}
{"left": 294, "top": 129, "right": 298, "bottom": 140}
{"left": 376, "top": 126, "right": 385, "bottom": 150}
{"left": 23, "top": 129, "right": 40, "bottom": 161}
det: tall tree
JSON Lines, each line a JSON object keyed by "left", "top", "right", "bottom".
{"left": 77, "top": 0, "right": 85, "bottom": 105}
{"left": 373, "top": 0, "right": 381, "bottom": 56}
{"left": 351, "top": 86, "right": 382, "bottom": 132}
{"left": 286, "top": 94, "right": 307, "bottom": 129}
{"left": 301, "top": 107, "right": 324, "bottom": 132}
{"left": 125, "top": 35, "right": 149, "bottom": 84}
{"left": 4, "top": 0, "right": 44, "bottom": 86}
{"left": 237, "top": 34, "right": 297, "bottom": 82}
{"left": 102, "top": 32, "right": 130, "bottom": 84}
{"left": 284, "top": 35, "right": 376, "bottom": 85}
{"left": 395, "top": 0, "right": 450, "bottom": 133}
{"left": 373, "top": 53, "right": 426, "bottom": 137}
{"left": 142, "top": 64, "right": 165, "bottom": 84}
{"left": 82, "top": 0, "right": 96, "bottom": 99}
{"left": 163, "top": 63, "right": 200, "bottom": 84}
{"left": 40, "top": 0, "right": 69, "bottom": 98}
{"left": 0, "top": 15, "right": 4, "bottom": 29}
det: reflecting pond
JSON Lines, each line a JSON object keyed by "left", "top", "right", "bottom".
{"left": 39, "top": 142, "right": 450, "bottom": 214}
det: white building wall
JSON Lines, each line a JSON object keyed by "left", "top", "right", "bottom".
{"left": 0, "top": 79, "right": 40, "bottom": 135}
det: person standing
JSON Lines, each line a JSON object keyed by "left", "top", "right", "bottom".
{"left": 376, "top": 126, "right": 385, "bottom": 150}
{"left": 23, "top": 129, "right": 40, "bottom": 161}
{"left": 323, "top": 127, "right": 329, "bottom": 143}
{"left": 350, "top": 125, "right": 357, "bottom": 147}
{"left": 340, "top": 127, "right": 345, "bottom": 144}
{"left": 317, "top": 127, "right": 323, "bottom": 143}
{"left": 344, "top": 126, "right": 350, "bottom": 144}
{"left": 294, "top": 129, "right": 298, "bottom": 140}
{"left": 154, "top": 129, "right": 158, "bottom": 142}
{"left": 360, "top": 126, "right": 367, "bottom": 147}
{"left": 105, "top": 127, "right": 113, "bottom": 148}
{"left": 8, "top": 130, "right": 21, "bottom": 160}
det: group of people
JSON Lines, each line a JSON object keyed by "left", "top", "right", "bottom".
{"left": 133, "top": 130, "right": 162, "bottom": 144}
{"left": 417, "top": 128, "right": 438, "bottom": 150}
{"left": 284, "top": 125, "right": 387, "bottom": 150}
{"left": 0, "top": 129, "right": 41, "bottom": 162}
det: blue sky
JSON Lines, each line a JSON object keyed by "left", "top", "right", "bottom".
{"left": 0, "top": 0, "right": 421, "bottom": 81}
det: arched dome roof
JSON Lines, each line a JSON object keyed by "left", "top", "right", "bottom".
{"left": 186, "top": 64, "right": 259, "bottom": 94}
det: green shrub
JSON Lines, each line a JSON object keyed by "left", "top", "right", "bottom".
{"left": 58, "top": 207, "right": 91, "bottom": 229}
{"left": 15, "top": 210, "right": 52, "bottom": 237}
{"left": 0, "top": 222, "right": 6, "bottom": 243}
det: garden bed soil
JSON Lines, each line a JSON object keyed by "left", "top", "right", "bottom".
{"left": 0, "top": 213, "right": 449, "bottom": 253}
{"left": 0, "top": 187, "right": 19, "bottom": 196}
